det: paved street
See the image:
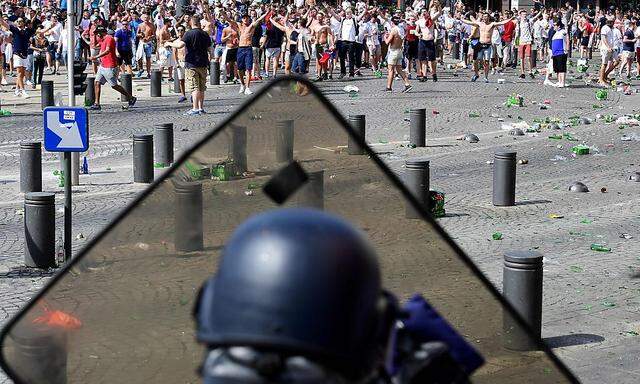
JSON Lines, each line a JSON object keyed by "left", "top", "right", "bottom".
{"left": 1, "top": 60, "right": 640, "bottom": 382}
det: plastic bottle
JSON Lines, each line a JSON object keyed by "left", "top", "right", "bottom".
{"left": 590, "top": 244, "right": 611, "bottom": 252}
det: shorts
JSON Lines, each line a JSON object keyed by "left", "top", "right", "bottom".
{"left": 236, "top": 47, "right": 253, "bottom": 71}
{"left": 600, "top": 48, "right": 613, "bottom": 64}
{"left": 47, "top": 42, "right": 58, "bottom": 56}
{"left": 157, "top": 47, "right": 176, "bottom": 67}
{"left": 518, "top": 43, "right": 532, "bottom": 58}
{"left": 552, "top": 54, "right": 567, "bottom": 73}
{"left": 143, "top": 42, "right": 153, "bottom": 58}
{"left": 367, "top": 43, "right": 381, "bottom": 57}
{"left": 252, "top": 47, "right": 260, "bottom": 62}
{"left": 214, "top": 44, "right": 225, "bottom": 59}
{"left": 12, "top": 54, "right": 28, "bottom": 68}
{"left": 436, "top": 41, "right": 444, "bottom": 57}
{"left": 406, "top": 39, "right": 418, "bottom": 59}
{"left": 96, "top": 66, "right": 119, "bottom": 86}
{"left": 476, "top": 43, "right": 492, "bottom": 61}
{"left": 176, "top": 62, "right": 185, "bottom": 80}
{"left": 185, "top": 66, "right": 207, "bottom": 92}
{"left": 636, "top": 48, "right": 640, "bottom": 64}
{"left": 291, "top": 52, "right": 307, "bottom": 74}
{"left": 118, "top": 50, "right": 133, "bottom": 66}
{"left": 417, "top": 39, "right": 436, "bottom": 61}
{"left": 581, "top": 36, "right": 590, "bottom": 47}
{"left": 265, "top": 47, "right": 281, "bottom": 58}
{"left": 621, "top": 50, "right": 636, "bottom": 61}
{"left": 387, "top": 47, "right": 403, "bottom": 66}
{"left": 225, "top": 47, "right": 238, "bottom": 63}
{"left": 470, "top": 39, "right": 480, "bottom": 59}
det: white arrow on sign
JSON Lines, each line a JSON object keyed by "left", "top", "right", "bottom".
{"left": 46, "top": 110, "right": 84, "bottom": 149}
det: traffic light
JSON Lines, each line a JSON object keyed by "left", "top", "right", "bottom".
{"left": 73, "top": 61, "right": 87, "bottom": 95}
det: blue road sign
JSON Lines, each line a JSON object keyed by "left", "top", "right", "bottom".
{"left": 43, "top": 107, "right": 89, "bottom": 152}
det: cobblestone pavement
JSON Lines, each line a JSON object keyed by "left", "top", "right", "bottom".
{"left": 1, "top": 59, "right": 640, "bottom": 383}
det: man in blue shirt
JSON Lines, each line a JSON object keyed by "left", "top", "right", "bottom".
{"left": 0, "top": 16, "right": 34, "bottom": 98}
{"left": 114, "top": 21, "right": 134, "bottom": 74}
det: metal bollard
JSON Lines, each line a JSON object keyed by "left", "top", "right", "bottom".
{"left": 24, "top": 192, "right": 56, "bottom": 268}
{"left": 502, "top": 250, "right": 543, "bottom": 351}
{"left": 532, "top": 51, "right": 537, "bottom": 68}
{"left": 154, "top": 123, "right": 174, "bottom": 167}
{"left": 210, "top": 61, "right": 220, "bottom": 85}
{"left": 41, "top": 80, "right": 54, "bottom": 109}
{"left": 84, "top": 76, "right": 95, "bottom": 106}
{"left": 275, "top": 120, "right": 294, "bottom": 163}
{"left": 493, "top": 151, "right": 517, "bottom": 206}
{"left": 231, "top": 124, "right": 247, "bottom": 175}
{"left": 297, "top": 170, "right": 324, "bottom": 210}
{"left": 173, "top": 74, "right": 181, "bottom": 93}
{"left": 150, "top": 70, "right": 162, "bottom": 97}
{"left": 347, "top": 115, "right": 366, "bottom": 155}
{"left": 452, "top": 42, "right": 460, "bottom": 60}
{"left": 409, "top": 108, "right": 426, "bottom": 148}
{"left": 20, "top": 141, "right": 42, "bottom": 193}
{"left": 120, "top": 73, "right": 132, "bottom": 102}
{"left": 133, "top": 134, "right": 154, "bottom": 183}
{"left": 404, "top": 158, "right": 430, "bottom": 219}
{"left": 10, "top": 326, "right": 67, "bottom": 384}
{"left": 174, "top": 182, "right": 203, "bottom": 252}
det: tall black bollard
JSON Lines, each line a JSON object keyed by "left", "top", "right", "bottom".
{"left": 347, "top": 115, "right": 366, "bottom": 155}
{"left": 133, "top": 134, "right": 154, "bottom": 183}
{"left": 20, "top": 141, "right": 42, "bottom": 193}
{"left": 41, "top": 80, "right": 54, "bottom": 109}
{"left": 154, "top": 123, "right": 174, "bottom": 167}
{"left": 297, "top": 170, "right": 324, "bottom": 210}
{"left": 174, "top": 182, "right": 203, "bottom": 252}
{"left": 24, "top": 192, "right": 56, "bottom": 268}
{"left": 493, "top": 151, "right": 517, "bottom": 206}
{"left": 10, "top": 326, "right": 67, "bottom": 384}
{"left": 503, "top": 250, "right": 543, "bottom": 351}
{"left": 210, "top": 61, "right": 220, "bottom": 85}
{"left": 231, "top": 124, "right": 247, "bottom": 175}
{"left": 84, "top": 76, "right": 95, "bottom": 106}
{"left": 173, "top": 74, "right": 181, "bottom": 93}
{"left": 409, "top": 108, "right": 426, "bottom": 147}
{"left": 121, "top": 73, "right": 132, "bottom": 102}
{"left": 275, "top": 120, "right": 294, "bottom": 163}
{"left": 150, "top": 70, "right": 162, "bottom": 97}
{"left": 404, "top": 158, "right": 430, "bottom": 219}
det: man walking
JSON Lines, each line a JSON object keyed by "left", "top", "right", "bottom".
{"left": 384, "top": 16, "right": 412, "bottom": 93}
{"left": 166, "top": 15, "right": 211, "bottom": 116}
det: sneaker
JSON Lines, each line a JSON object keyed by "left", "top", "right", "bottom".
{"left": 198, "top": 109, "right": 207, "bottom": 115}
{"left": 484, "top": 77, "right": 489, "bottom": 83}
{"left": 529, "top": 73, "right": 535, "bottom": 79}
{"left": 184, "top": 109, "right": 200, "bottom": 116}
{"left": 88, "top": 104, "right": 101, "bottom": 110}
{"left": 432, "top": 74, "right": 438, "bottom": 82}
{"left": 244, "top": 88, "right": 253, "bottom": 95}
{"left": 167, "top": 78, "right": 174, "bottom": 82}
{"left": 519, "top": 73, "right": 526, "bottom": 79}
{"left": 128, "top": 96, "right": 137, "bottom": 107}
{"left": 401, "top": 84, "right": 413, "bottom": 93}
{"left": 177, "top": 96, "right": 188, "bottom": 103}
{"left": 14, "top": 89, "right": 20, "bottom": 96}
{"left": 25, "top": 80, "right": 33, "bottom": 86}
{"left": 136, "top": 70, "right": 144, "bottom": 78}
{"left": 0, "top": 78, "right": 7, "bottom": 85}
{"left": 471, "top": 74, "right": 479, "bottom": 82}
{"left": 384, "top": 87, "right": 392, "bottom": 92}
{"left": 239, "top": 85, "right": 245, "bottom": 94}
{"left": 20, "top": 90, "right": 30, "bottom": 99}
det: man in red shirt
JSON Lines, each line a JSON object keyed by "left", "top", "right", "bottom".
{"left": 501, "top": 11, "right": 516, "bottom": 70}
{"left": 88, "top": 27, "right": 136, "bottom": 111}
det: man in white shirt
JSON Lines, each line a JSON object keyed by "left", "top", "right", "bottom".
{"left": 598, "top": 16, "right": 615, "bottom": 86}
{"left": 635, "top": 21, "right": 640, "bottom": 77}
{"left": 330, "top": 7, "right": 357, "bottom": 78}
{"left": 42, "top": 14, "right": 62, "bottom": 74}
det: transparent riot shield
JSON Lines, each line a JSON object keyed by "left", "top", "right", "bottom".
{"left": 0, "top": 78, "right": 577, "bottom": 383}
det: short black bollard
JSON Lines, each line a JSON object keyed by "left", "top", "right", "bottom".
{"left": 41, "top": 80, "right": 54, "bottom": 109}
{"left": 10, "top": 325, "right": 67, "bottom": 384}
{"left": 24, "top": 192, "right": 56, "bottom": 268}
{"left": 347, "top": 114, "right": 366, "bottom": 155}
{"left": 409, "top": 108, "right": 426, "bottom": 148}
{"left": 275, "top": 120, "right": 294, "bottom": 163}
{"left": 20, "top": 141, "right": 42, "bottom": 193}
{"left": 121, "top": 73, "right": 132, "bottom": 102}
{"left": 84, "top": 76, "right": 95, "bottom": 107}
{"left": 133, "top": 134, "right": 154, "bottom": 183}
{"left": 150, "top": 70, "right": 162, "bottom": 97}
{"left": 404, "top": 158, "right": 430, "bottom": 219}
{"left": 297, "top": 170, "right": 324, "bottom": 210}
{"left": 154, "top": 123, "right": 174, "bottom": 167}
{"left": 174, "top": 182, "right": 203, "bottom": 252}
{"left": 502, "top": 250, "right": 543, "bottom": 351}
{"left": 493, "top": 151, "right": 517, "bottom": 206}
{"left": 231, "top": 124, "right": 247, "bottom": 175}
{"left": 173, "top": 74, "right": 181, "bottom": 93}
{"left": 210, "top": 61, "right": 220, "bottom": 85}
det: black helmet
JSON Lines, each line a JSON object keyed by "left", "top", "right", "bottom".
{"left": 195, "top": 208, "right": 396, "bottom": 380}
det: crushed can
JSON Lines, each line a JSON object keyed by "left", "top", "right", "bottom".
{"left": 429, "top": 190, "right": 446, "bottom": 218}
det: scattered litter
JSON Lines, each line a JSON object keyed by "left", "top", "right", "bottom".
{"left": 569, "top": 265, "right": 583, "bottom": 273}
{"left": 620, "top": 233, "right": 633, "bottom": 239}
{"left": 181, "top": 128, "right": 189, "bottom": 132}
{"left": 616, "top": 116, "right": 640, "bottom": 126}
{"left": 76, "top": 233, "right": 84, "bottom": 240}
{"left": 581, "top": 117, "right": 593, "bottom": 125}
{"left": 244, "top": 190, "right": 254, "bottom": 196}
{"left": 432, "top": 110, "right": 439, "bottom": 115}
{"left": 468, "top": 112, "right": 481, "bottom": 118}
{"left": 343, "top": 85, "right": 359, "bottom": 94}
{"left": 136, "top": 242, "right": 150, "bottom": 251}
{"left": 580, "top": 218, "right": 593, "bottom": 224}
{"left": 492, "top": 232, "right": 503, "bottom": 240}
{"left": 601, "top": 301, "right": 616, "bottom": 307}
{"left": 571, "top": 145, "right": 590, "bottom": 155}
{"left": 550, "top": 155, "right": 567, "bottom": 162}
{"left": 590, "top": 244, "right": 611, "bottom": 252}
{"left": 548, "top": 213, "right": 564, "bottom": 219}
{"left": 628, "top": 172, "right": 640, "bottom": 182}
{"left": 505, "top": 94, "right": 524, "bottom": 107}
{"left": 0, "top": 109, "right": 12, "bottom": 116}
{"left": 548, "top": 134, "right": 563, "bottom": 140}
{"left": 510, "top": 128, "right": 525, "bottom": 136}
{"left": 595, "top": 89, "right": 608, "bottom": 101}
{"left": 517, "top": 159, "right": 528, "bottom": 165}
{"left": 624, "top": 331, "right": 639, "bottom": 336}
{"left": 464, "top": 133, "right": 480, "bottom": 143}
{"left": 486, "top": 160, "right": 494, "bottom": 165}
{"left": 543, "top": 99, "right": 552, "bottom": 105}
{"left": 600, "top": 187, "right": 607, "bottom": 193}
{"left": 584, "top": 304, "right": 593, "bottom": 311}
{"left": 497, "top": 79, "right": 506, "bottom": 84}
{"left": 106, "top": 167, "right": 112, "bottom": 171}
{"left": 621, "top": 133, "right": 640, "bottom": 141}
{"left": 569, "top": 182, "right": 589, "bottom": 193}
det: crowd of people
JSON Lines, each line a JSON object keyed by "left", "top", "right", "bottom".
{"left": 1, "top": 0, "right": 639, "bottom": 113}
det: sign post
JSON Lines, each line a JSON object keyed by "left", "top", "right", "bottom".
{"left": 44, "top": 107, "right": 89, "bottom": 262}
{"left": 68, "top": 1, "right": 80, "bottom": 186}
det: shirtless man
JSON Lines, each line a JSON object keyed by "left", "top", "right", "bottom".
{"left": 223, "top": 10, "right": 268, "bottom": 95}
{"left": 156, "top": 20, "right": 175, "bottom": 81}
{"left": 136, "top": 13, "right": 156, "bottom": 78}
{"left": 461, "top": 12, "right": 515, "bottom": 82}
{"left": 413, "top": 2, "right": 442, "bottom": 81}
{"left": 221, "top": 12, "right": 240, "bottom": 83}
{"left": 384, "top": 16, "right": 412, "bottom": 93}
{"left": 173, "top": 25, "right": 188, "bottom": 103}
{"left": 313, "top": 13, "right": 333, "bottom": 81}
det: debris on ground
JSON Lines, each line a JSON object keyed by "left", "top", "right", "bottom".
{"left": 595, "top": 89, "right": 608, "bottom": 100}
{"left": 464, "top": 133, "right": 480, "bottom": 143}
{"left": 628, "top": 172, "right": 640, "bottom": 182}
{"left": 621, "top": 133, "right": 640, "bottom": 141}
{"left": 510, "top": 128, "right": 525, "bottom": 136}
{"left": 616, "top": 116, "right": 640, "bottom": 126}
{"left": 571, "top": 145, "right": 590, "bottom": 155}
{"left": 548, "top": 213, "right": 564, "bottom": 219}
{"left": 600, "top": 187, "right": 607, "bottom": 193}
{"left": 590, "top": 244, "right": 611, "bottom": 252}
{"left": 601, "top": 301, "right": 616, "bottom": 307}
{"left": 468, "top": 112, "right": 481, "bottom": 118}
{"left": 492, "top": 232, "right": 503, "bottom": 240}
{"left": 569, "top": 182, "right": 589, "bottom": 192}
{"left": 518, "top": 159, "right": 528, "bottom": 165}
{"left": 570, "top": 265, "right": 584, "bottom": 272}
{"left": 580, "top": 218, "right": 593, "bottom": 224}
{"left": 343, "top": 85, "right": 359, "bottom": 94}
{"left": 620, "top": 233, "right": 633, "bottom": 239}
{"left": 76, "top": 233, "right": 85, "bottom": 240}
{"left": 505, "top": 94, "right": 524, "bottom": 107}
